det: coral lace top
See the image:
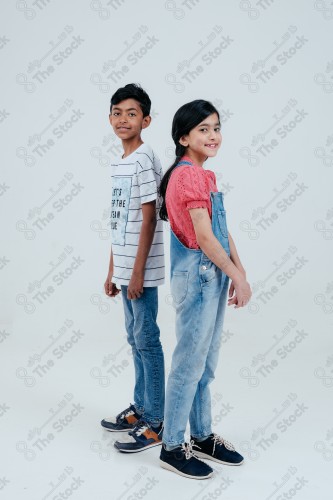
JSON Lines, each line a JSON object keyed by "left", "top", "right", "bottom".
{"left": 165, "top": 156, "right": 218, "bottom": 249}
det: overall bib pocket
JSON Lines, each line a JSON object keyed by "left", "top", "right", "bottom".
{"left": 171, "top": 271, "right": 189, "bottom": 305}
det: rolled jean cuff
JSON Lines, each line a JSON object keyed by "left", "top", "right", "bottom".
{"left": 134, "top": 404, "right": 144, "bottom": 415}
{"left": 191, "top": 432, "right": 211, "bottom": 442}
{"left": 163, "top": 441, "right": 183, "bottom": 450}
{"left": 145, "top": 417, "right": 163, "bottom": 427}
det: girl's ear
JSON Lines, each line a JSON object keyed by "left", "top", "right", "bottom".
{"left": 142, "top": 115, "right": 152, "bottom": 129}
{"left": 179, "top": 135, "right": 189, "bottom": 147}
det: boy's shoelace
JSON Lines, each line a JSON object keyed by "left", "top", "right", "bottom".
{"left": 131, "top": 419, "right": 149, "bottom": 436}
{"left": 116, "top": 404, "right": 134, "bottom": 422}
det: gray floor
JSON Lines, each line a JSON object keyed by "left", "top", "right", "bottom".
{"left": 2, "top": 297, "right": 332, "bottom": 499}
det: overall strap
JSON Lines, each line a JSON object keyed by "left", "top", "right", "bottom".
{"left": 175, "top": 160, "right": 193, "bottom": 168}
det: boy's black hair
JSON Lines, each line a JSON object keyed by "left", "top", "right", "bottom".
{"left": 110, "top": 83, "right": 151, "bottom": 117}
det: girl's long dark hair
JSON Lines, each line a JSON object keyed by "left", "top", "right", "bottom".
{"left": 159, "top": 99, "right": 220, "bottom": 221}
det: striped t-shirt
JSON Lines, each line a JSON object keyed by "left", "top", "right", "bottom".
{"left": 110, "top": 143, "right": 165, "bottom": 287}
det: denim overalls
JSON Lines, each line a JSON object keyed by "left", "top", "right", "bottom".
{"left": 163, "top": 162, "right": 231, "bottom": 447}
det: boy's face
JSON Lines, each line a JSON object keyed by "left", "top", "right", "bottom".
{"left": 109, "top": 98, "right": 151, "bottom": 140}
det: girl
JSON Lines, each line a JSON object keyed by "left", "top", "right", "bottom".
{"left": 158, "top": 100, "right": 252, "bottom": 479}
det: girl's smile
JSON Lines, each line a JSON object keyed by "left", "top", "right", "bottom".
{"left": 179, "top": 112, "right": 222, "bottom": 166}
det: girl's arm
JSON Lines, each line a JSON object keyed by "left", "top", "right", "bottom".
{"left": 227, "top": 232, "right": 247, "bottom": 307}
{"left": 189, "top": 208, "right": 251, "bottom": 308}
{"left": 228, "top": 232, "right": 246, "bottom": 276}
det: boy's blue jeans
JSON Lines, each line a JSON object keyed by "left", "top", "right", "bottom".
{"left": 121, "top": 285, "right": 165, "bottom": 426}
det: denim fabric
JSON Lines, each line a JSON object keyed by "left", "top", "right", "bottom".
{"left": 163, "top": 191, "right": 230, "bottom": 446}
{"left": 121, "top": 286, "right": 165, "bottom": 426}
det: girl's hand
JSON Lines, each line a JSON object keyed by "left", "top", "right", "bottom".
{"left": 104, "top": 273, "right": 120, "bottom": 297}
{"left": 228, "top": 281, "right": 236, "bottom": 306}
{"left": 228, "top": 275, "right": 252, "bottom": 309}
{"left": 228, "top": 267, "right": 246, "bottom": 306}
{"left": 127, "top": 271, "right": 144, "bottom": 300}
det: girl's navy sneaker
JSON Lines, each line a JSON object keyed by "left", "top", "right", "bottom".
{"left": 114, "top": 419, "right": 163, "bottom": 452}
{"left": 191, "top": 433, "right": 244, "bottom": 465}
{"left": 160, "top": 441, "right": 213, "bottom": 479}
{"left": 101, "top": 404, "right": 141, "bottom": 432}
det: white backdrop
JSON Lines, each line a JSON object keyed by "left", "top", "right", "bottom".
{"left": 1, "top": 1, "right": 333, "bottom": 498}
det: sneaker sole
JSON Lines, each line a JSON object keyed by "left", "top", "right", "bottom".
{"left": 115, "top": 441, "right": 162, "bottom": 453}
{"left": 159, "top": 459, "right": 213, "bottom": 479}
{"left": 101, "top": 426, "right": 133, "bottom": 432}
{"left": 194, "top": 451, "right": 244, "bottom": 466}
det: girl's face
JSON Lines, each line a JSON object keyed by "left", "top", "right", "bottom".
{"left": 179, "top": 112, "right": 221, "bottom": 165}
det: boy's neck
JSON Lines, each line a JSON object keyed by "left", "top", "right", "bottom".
{"left": 121, "top": 137, "right": 144, "bottom": 159}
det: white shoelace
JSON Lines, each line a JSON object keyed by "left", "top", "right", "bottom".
{"left": 182, "top": 440, "right": 203, "bottom": 460}
{"left": 212, "top": 434, "right": 235, "bottom": 455}
{"left": 117, "top": 404, "right": 134, "bottom": 421}
{"left": 132, "top": 420, "right": 148, "bottom": 436}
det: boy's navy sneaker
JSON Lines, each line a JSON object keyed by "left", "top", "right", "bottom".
{"left": 114, "top": 420, "right": 163, "bottom": 452}
{"left": 191, "top": 433, "right": 244, "bottom": 465}
{"left": 101, "top": 404, "right": 141, "bottom": 432}
{"left": 160, "top": 442, "right": 213, "bottom": 479}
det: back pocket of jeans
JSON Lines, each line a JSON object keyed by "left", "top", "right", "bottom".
{"left": 171, "top": 271, "right": 189, "bottom": 305}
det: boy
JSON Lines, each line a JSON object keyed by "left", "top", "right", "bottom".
{"left": 101, "top": 83, "right": 165, "bottom": 452}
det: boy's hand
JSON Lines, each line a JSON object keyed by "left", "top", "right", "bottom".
{"left": 127, "top": 271, "right": 144, "bottom": 300}
{"left": 228, "top": 270, "right": 252, "bottom": 309}
{"left": 104, "top": 274, "right": 120, "bottom": 297}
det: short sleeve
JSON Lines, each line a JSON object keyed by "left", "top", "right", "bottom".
{"left": 176, "top": 167, "right": 210, "bottom": 211}
{"left": 136, "top": 155, "right": 158, "bottom": 204}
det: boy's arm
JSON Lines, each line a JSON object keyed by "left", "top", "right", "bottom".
{"left": 127, "top": 200, "right": 157, "bottom": 300}
{"left": 104, "top": 247, "right": 120, "bottom": 297}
